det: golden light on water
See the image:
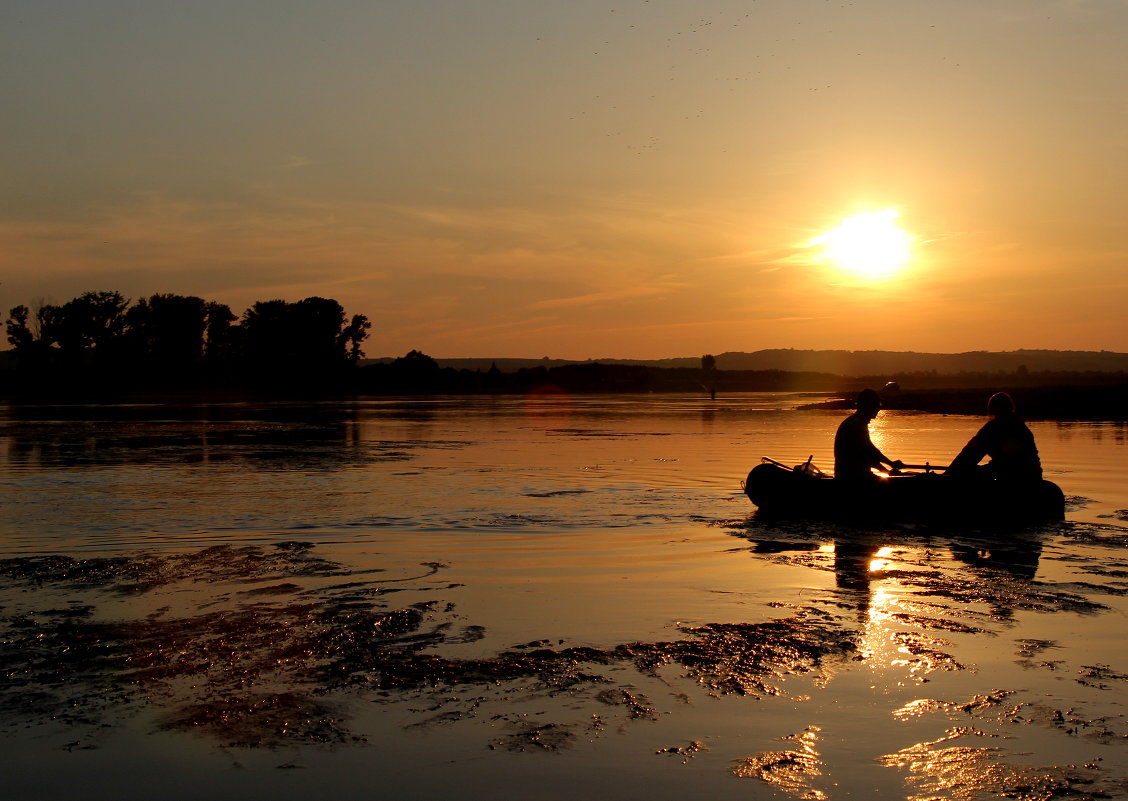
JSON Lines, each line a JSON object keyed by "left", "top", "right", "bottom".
{"left": 868, "top": 546, "right": 896, "bottom": 573}
{"left": 810, "top": 208, "right": 913, "bottom": 281}
{"left": 858, "top": 585, "right": 899, "bottom": 662}
{"left": 732, "top": 726, "right": 827, "bottom": 800}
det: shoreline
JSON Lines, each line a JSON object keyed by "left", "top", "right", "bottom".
{"left": 799, "top": 383, "right": 1128, "bottom": 421}
{"left": 0, "top": 382, "right": 1124, "bottom": 422}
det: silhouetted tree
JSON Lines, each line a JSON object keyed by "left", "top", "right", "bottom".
{"left": 339, "top": 314, "right": 372, "bottom": 363}
{"left": 370, "top": 349, "right": 440, "bottom": 392}
{"left": 702, "top": 353, "right": 718, "bottom": 399}
{"left": 6, "top": 305, "right": 34, "bottom": 352}
{"left": 5, "top": 303, "right": 63, "bottom": 372}
{"left": 36, "top": 291, "right": 130, "bottom": 370}
{"left": 204, "top": 301, "right": 237, "bottom": 369}
{"left": 240, "top": 299, "right": 295, "bottom": 378}
{"left": 397, "top": 350, "right": 438, "bottom": 371}
{"left": 125, "top": 294, "right": 208, "bottom": 378}
{"left": 65, "top": 291, "right": 129, "bottom": 349}
{"left": 238, "top": 296, "right": 369, "bottom": 385}
{"left": 291, "top": 296, "right": 348, "bottom": 367}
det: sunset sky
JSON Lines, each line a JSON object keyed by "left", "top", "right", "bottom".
{"left": 3, "top": 0, "right": 1126, "bottom": 359}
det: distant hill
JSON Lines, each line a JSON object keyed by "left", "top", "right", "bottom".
{"left": 417, "top": 349, "right": 1128, "bottom": 377}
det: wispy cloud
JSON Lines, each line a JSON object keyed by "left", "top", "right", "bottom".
{"left": 529, "top": 284, "right": 681, "bottom": 311}
{"left": 275, "top": 155, "right": 314, "bottom": 170}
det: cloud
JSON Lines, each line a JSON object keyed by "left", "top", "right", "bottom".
{"left": 529, "top": 284, "right": 679, "bottom": 311}
{"left": 275, "top": 156, "right": 314, "bottom": 170}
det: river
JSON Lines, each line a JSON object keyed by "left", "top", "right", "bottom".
{"left": 1, "top": 393, "right": 1126, "bottom": 800}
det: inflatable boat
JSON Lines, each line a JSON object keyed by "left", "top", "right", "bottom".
{"left": 743, "top": 459, "right": 1065, "bottom": 523}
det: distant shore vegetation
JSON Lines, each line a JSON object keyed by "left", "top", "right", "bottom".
{"left": 4, "top": 291, "right": 371, "bottom": 396}
{"left": 2, "top": 291, "right": 1126, "bottom": 419}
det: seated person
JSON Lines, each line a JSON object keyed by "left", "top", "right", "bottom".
{"left": 834, "top": 388, "right": 903, "bottom": 481}
{"left": 947, "top": 392, "right": 1042, "bottom": 481}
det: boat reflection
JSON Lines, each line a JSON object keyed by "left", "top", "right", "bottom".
{"left": 747, "top": 521, "right": 1047, "bottom": 610}
{"left": 828, "top": 527, "right": 1047, "bottom": 667}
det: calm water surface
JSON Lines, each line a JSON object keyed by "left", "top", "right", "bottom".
{"left": 1, "top": 393, "right": 1127, "bottom": 800}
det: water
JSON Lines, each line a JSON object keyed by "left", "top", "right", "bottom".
{"left": 1, "top": 393, "right": 1127, "bottom": 800}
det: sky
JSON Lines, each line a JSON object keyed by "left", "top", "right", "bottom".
{"left": 3, "top": 0, "right": 1127, "bottom": 360}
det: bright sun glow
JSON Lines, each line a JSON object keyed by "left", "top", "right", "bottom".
{"left": 811, "top": 209, "right": 912, "bottom": 281}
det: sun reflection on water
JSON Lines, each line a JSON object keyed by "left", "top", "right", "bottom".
{"left": 879, "top": 726, "right": 1109, "bottom": 801}
{"left": 732, "top": 725, "right": 827, "bottom": 800}
{"left": 853, "top": 550, "right": 916, "bottom": 676}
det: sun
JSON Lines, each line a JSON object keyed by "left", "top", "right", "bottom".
{"left": 810, "top": 208, "right": 912, "bottom": 281}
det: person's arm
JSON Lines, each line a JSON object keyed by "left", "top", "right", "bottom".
{"left": 866, "top": 439, "right": 903, "bottom": 472}
{"left": 874, "top": 448, "right": 904, "bottom": 472}
{"left": 881, "top": 455, "right": 906, "bottom": 472}
{"left": 948, "top": 425, "right": 990, "bottom": 472}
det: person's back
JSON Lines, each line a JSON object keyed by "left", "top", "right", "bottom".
{"left": 949, "top": 393, "right": 1042, "bottom": 481}
{"left": 834, "top": 412, "right": 881, "bottom": 481}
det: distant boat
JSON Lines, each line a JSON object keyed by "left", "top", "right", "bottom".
{"left": 742, "top": 459, "right": 1065, "bottom": 523}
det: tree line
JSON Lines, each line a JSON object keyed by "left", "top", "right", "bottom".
{"left": 16, "top": 295, "right": 1114, "bottom": 404}
{"left": 4, "top": 291, "right": 371, "bottom": 395}
{"left": 361, "top": 352, "right": 843, "bottom": 395}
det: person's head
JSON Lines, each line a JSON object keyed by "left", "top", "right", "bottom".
{"left": 987, "top": 392, "right": 1015, "bottom": 417}
{"left": 855, "top": 388, "right": 882, "bottom": 418}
